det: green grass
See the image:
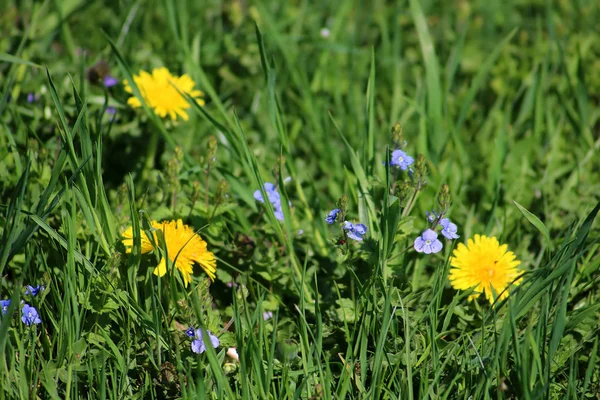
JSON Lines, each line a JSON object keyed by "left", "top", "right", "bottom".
{"left": 1, "top": 0, "right": 600, "bottom": 398}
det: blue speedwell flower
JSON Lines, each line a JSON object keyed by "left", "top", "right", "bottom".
{"left": 325, "top": 208, "right": 341, "bottom": 224}
{"left": 390, "top": 149, "right": 414, "bottom": 170}
{"left": 191, "top": 328, "right": 220, "bottom": 354}
{"left": 343, "top": 221, "right": 368, "bottom": 241}
{"left": 254, "top": 182, "right": 285, "bottom": 221}
{"left": 440, "top": 218, "right": 459, "bottom": 239}
{"left": 25, "top": 285, "right": 45, "bottom": 296}
{"left": 426, "top": 210, "right": 440, "bottom": 223}
{"left": 1, "top": 299, "right": 10, "bottom": 315}
{"left": 414, "top": 229, "right": 443, "bottom": 254}
{"left": 103, "top": 75, "right": 118, "bottom": 88}
{"left": 21, "top": 304, "right": 42, "bottom": 326}
{"left": 253, "top": 182, "right": 280, "bottom": 205}
{"left": 106, "top": 106, "right": 117, "bottom": 122}
{"left": 263, "top": 311, "right": 273, "bottom": 321}
{"left": 185, "top": 327, "right": 195, "bottom": 337}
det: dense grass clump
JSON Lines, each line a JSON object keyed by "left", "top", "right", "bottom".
{"left": 1, "top": 0, "right": 599, "bottom": 398}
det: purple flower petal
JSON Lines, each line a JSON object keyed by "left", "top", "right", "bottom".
{"left": 354, "top": 224, "right": 367, "bottom": 235}
{"left": 1, "top": 299, "right": 10, "bottom": 315}
{"left": 347, "top": 231, "right": 363, "bottom": 241}
{"left": 191, "top": 339, "right": 206, "bottom": 354}
{"left": 274, "top": 208, "right": 284, "bottom": 221}
{"left": 103, "top": 75, "right": 118, "bottom": 88}
{"left": 253, "top": 189, "right": 264, "bottom": 203}
{"left": 414, "top": 229, "right": 443, "bottom": 254}
{"left": 422, "top": 229, "right": 438, "bottom": 241}
{"left": 325, "top": 208, "right": 340, "bottom": 224}
{"left": 414, "top": 237, "right": 427, "bottom": 252}
{"left": 191, "top": 329, "right": 219, "bottom": 354}
{"left": 440, "top": 218, "right": 459, "bottom": 239}
{"left": 21, "top": 304, "right": 41, "bottom": 326}
{"left": 263, "top": 311, "right": 273, "bottom": 320}
{"left": 209, "top": 332, "right": 220, "bottom": 348}
{"left": 25, "top": 284, "right": 45, "bottom": 296}
{"left": 430, "top": 239, "right": 443, "bottom": 253}
{"left": 390, "top": 149, "right": 415, "bottom": 170}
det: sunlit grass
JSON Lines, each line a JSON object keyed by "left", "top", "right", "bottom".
{"left": 1, "top": 0, "right": 599, "bottom": 398}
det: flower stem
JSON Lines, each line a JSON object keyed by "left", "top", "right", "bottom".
{"left": 143, "top": 130, "right": 159, "bottom": 178}
{"left": 204, "top": 166, "right": 211, "bottom": 214}
{"left": 402, "top": 181, "right": 421, "bottom": 218}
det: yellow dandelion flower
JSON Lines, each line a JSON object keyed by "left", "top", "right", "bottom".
{"left": 121, "top": 219, "right": 216, "bottom": 286}
{"left": 123, "top": 67, "right": 204, "bottom": 121}
{"left": 449, "top": 234, "right": 522, "bottom": 304}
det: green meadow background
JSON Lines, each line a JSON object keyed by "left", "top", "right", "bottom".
{"left": 1, "top": 0, "right": 599, "bottom": 398}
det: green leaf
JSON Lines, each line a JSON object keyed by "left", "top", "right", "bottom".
{"left": 513, "top": 200, "right": 553, "bottom": 251}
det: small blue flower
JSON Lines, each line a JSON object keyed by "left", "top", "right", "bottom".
{"left": 325, "top": 208, "right": 341, "bottom": 224}
{"left": 343, "top": 221, "right": 368, "bottom": 241}
{"left": 1, "top": 299, "right": 10, "bottom": 315}
{"left": 273, "top": 207, "right": 284, "bottom": 221}
{"left": 390, "top": 149, "right": 414, "bottom": 170}
{"left": 185, "top": 327, "right": 195, "bottom": 337}
{"left": 254, "top": 183, "right": 285, "bottom": 220}
{"left": 191, "top": 329, "right": 220, "bottom": 354}
{"left": 27, "top": 93, "right": 37, "bottom": 103}
{"left": 105, "top": 106, "right": 117, "bottom": 121}
{"left": 21, "top": 304, "right": 42, "bottom": 326}
{"left": 253, "top": 183, "right": 279, "bottom": 205}
{"left": 440, "top": 218, "right": 459, "bottom": 239}
{"left": 25, "top": 285, "right": 45, "bottom": 296}
{"left": 263, "top": 311, "right": 273, "bottom": 321}
{"left": 414, "top": 229, "right": 443, "bottom": 254}
{"left": 103, "top": 75, "right": 118, "bottom": 88}
{"left": 426, "top": 210, "right": 440, "bottom": 223}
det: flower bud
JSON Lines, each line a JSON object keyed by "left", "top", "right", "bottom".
{"left": 337, "top": 195, "right": 348, "bottom": 216}
{"left": 391, "top": 122, "right": 403, "bottom": 146}
{"left": 214, "top": 179, "right": 229, "bottom": 205}
{"left": 437, "top": 183, "right": 452, "bottom": 211}
{"left": 395, "top": 180, "right": 413, "bottom": 207}
{"left": 206, "top": 136, "right": 218, "bottom": 167}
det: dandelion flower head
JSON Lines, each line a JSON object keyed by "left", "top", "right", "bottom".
{"left": 449, "top": 235, "right": 522, "bottom": 304}
{"left": 122, "top": 219, "right": 216, "bottom": 286}
{"left": 123, "top": 67, "right": 204, "bottom": 121}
